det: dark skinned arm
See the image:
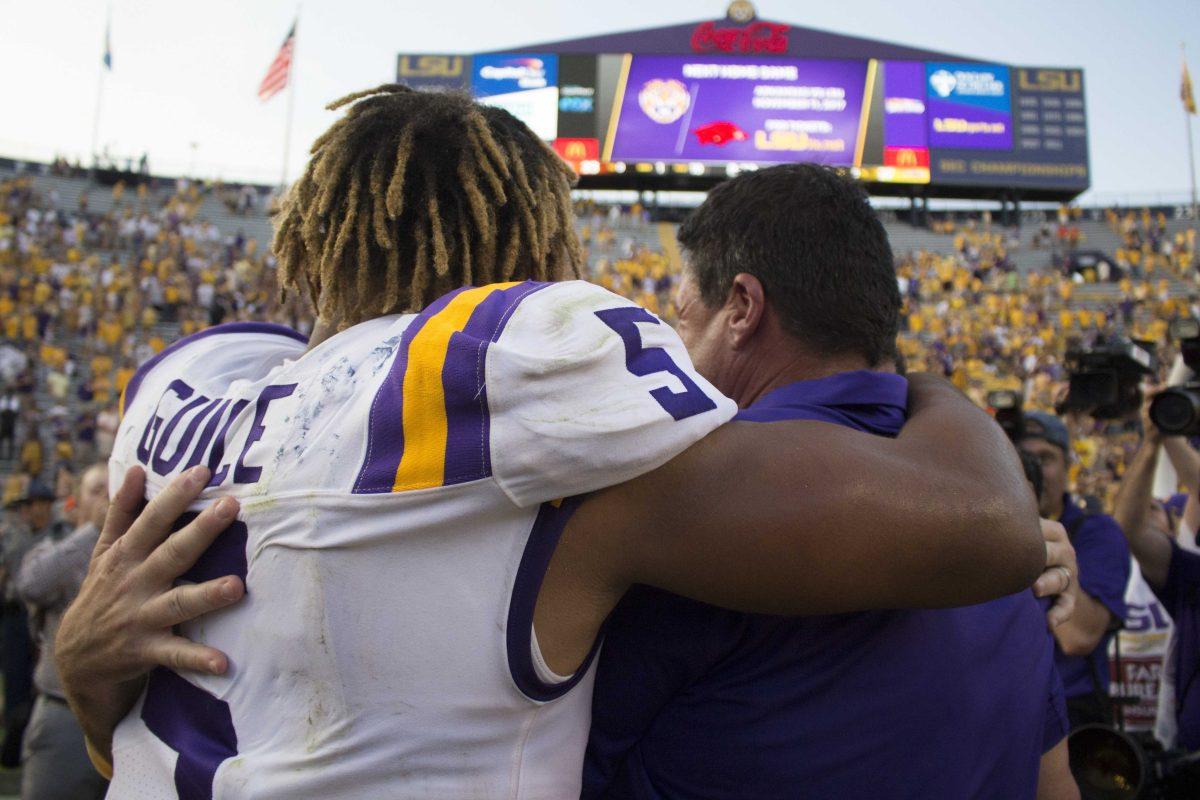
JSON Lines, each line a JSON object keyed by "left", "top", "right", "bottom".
{"left": 594, "top": 373, "right": 1041, "bottom": 612}
{"left": 536, "top": 374, "right": 1044, "bottom": 671}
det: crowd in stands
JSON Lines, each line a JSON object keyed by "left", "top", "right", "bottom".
{"left": 0, "top": 173, "right": 309, "bottom": 506}
{"left": 3, "top": 169, "right": 1200, "bottom": 520}
{"left": 895, "top": 211, "right": 1197, "bottom": 512}
{"left": 578, "top": 201, "right": 679, "bottom": 323}
{"left": 1102, "top": 206, "right": 1199, "bottom": 278}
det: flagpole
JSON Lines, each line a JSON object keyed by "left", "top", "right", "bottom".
{"left": 1189, "top": 107, "right": 1198, "bottom": 220}
{"left": 90, "top": 59, "right": 104, "bottom": 168}
{"left": 1188, "top": 43, "right": 1199, "bottom": 220}
{"left": 90, "top": 7, "right": 110, "bottom": 171}
{"left": 280, "top": 10, "right": 299, "bottom": 190}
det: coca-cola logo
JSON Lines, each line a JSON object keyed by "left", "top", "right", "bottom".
{"left": 690, "top": 21, "right": 789, "bottom": 55}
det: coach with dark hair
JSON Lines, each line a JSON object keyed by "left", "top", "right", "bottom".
{"left": 583, "top": 164, "right": 1080, "bottom": 800}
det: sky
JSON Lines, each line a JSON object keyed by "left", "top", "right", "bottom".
{"left": 0, "top": 0, "right": 1197, "bottom": 203}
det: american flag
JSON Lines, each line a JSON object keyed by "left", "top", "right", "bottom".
{"left": 258, "top": 22, "right": 296, "bottom": 102}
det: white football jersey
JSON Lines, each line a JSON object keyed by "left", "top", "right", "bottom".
{"left": 107, "top": 280, "right": 736, "bottom": 800}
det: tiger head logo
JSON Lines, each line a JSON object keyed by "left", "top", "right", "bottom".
{"left": 638, "top": 79, "right": 691, "bottom": 124}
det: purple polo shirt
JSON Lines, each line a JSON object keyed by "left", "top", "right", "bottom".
{"left": 1151, "top": 542, "right": 1200, "bottom": 749}
{"left": 1055, "top": 498, "right": 1130, "bottom": 699}
{"left": 583, "top": 371, "right": 1068, "bottom": 800}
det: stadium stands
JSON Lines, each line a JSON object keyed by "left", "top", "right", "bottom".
{"left": 0, "top": 165, "right": 306, "bottom": 503}
{"left": 2, "top": 159, "right": 1198, "bottom": 514}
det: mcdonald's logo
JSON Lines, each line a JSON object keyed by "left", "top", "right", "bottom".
{"left": 883, "top": 146, "right": 930, "bottom": 168}
{"left": 397, "top": 55, "right": 465, "bottom": 79}
{"left": 553, "top": 138, "right": 600, "bottom": 166}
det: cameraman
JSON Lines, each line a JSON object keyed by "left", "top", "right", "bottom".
{"left": 1020, "top": 412, "right": 1131, "bottom": 728}
{"left": 1115, "top": 402, "right": 1200, "bottom": 751}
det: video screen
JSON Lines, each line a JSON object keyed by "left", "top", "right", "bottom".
{"left": 604, "top": 56, "right": 868, "bottom": 166}
{"left": 928, "top": 65, "right": 1089, "bottom": 191}
{"left": 395, "top": 51, "right": 1088, "bottom": 193}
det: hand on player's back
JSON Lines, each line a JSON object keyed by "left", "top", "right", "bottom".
{"left": 55, "top": 465, "right": 246, "bottom": 761}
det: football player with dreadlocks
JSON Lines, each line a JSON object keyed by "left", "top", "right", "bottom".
{"left": 59, "top": 86, "right": 1048, "bottom": 799}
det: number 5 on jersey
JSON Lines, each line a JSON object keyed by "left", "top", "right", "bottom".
{"left": 594, "top": 306, "right": 717, "bottom": 421}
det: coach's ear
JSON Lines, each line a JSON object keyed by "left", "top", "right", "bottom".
{"left": 726, "top": 272, "right": 766, "bottom": 350}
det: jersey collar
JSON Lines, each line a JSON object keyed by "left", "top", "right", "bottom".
{"left": 751, "top": 370, "right": 908, "bottom": 415}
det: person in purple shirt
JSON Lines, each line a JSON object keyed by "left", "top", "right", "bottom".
{"left": 583, "top": 165, "right": 1079, "bottom": 800}
{"left": 1114, "top": 409, "right": 1200, "bottom": 758}
{"left": 1018, "top": 412, "right": 1131, "bottom": 729}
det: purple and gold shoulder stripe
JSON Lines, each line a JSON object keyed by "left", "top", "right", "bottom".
{"left": 353, "top": 281, "right": 551, "bottom": 494}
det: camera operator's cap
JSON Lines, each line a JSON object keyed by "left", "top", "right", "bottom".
{"left": 24, "top": 481, "right": 55, "bottom": 502}
{"left": 1021, "top": 411, "right": 1071, "bottom": 454}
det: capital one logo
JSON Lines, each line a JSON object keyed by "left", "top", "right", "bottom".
{"left": 929, "top": 70, "right": 957, "bottom": 98}
{"left": 479, "top": 59, "right": 549, "bottom": 89}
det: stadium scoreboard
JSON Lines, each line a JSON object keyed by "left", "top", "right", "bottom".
{"left": 395, "top": 5, "right": 1089, "bottom": 200}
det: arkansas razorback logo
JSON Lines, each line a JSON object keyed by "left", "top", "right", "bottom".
{"left": 693, "top": 121, "right": 748, "bottom": 146}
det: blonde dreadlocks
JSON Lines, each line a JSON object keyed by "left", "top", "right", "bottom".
{"left": 273, "top": 84, "right": 584, "bottom": 323}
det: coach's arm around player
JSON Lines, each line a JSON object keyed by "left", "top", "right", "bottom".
{"left": 55, "top": 369, "right": 1067, "bottom": 766}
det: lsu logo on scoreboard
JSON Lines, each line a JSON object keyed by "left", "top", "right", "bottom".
{"left": 397, "top": 55, "right": 466, "bottom": 79}
{"left": 1018, "top": 69, "right": 1082, "bottom": 93}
